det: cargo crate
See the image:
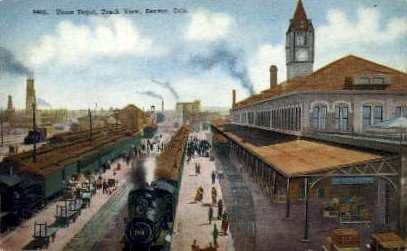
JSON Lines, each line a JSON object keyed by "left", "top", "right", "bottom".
{"left": 332, "top": 228, "right": 360, "bottom": 248}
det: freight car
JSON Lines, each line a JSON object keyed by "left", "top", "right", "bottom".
{"left": 24, "top": 128, "right": 47, "bottom": 144}
{"left": 124, "top": 178, "right": 177, "bottom": 249}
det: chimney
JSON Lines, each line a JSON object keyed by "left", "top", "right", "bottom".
{"left": 26, "top": 77, "right": 36, "bottom": 113}
{"left": 161, "top": 100, "right": 164, "bottom": 112}
{"left": 7, "top": 95, "right": 13, "bottom": 110}
{"left": 269, "top": 65, "right": 278, "bottom": 88}
{"left": 232, "top": 89, "right": 236, "bottom": 107}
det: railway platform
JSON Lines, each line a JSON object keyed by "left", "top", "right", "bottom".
{"left": 171, "top": 131, "right": 235, "bottom": 251}
{"left": 0, "top": 157, "right": 132, "bottom": 251}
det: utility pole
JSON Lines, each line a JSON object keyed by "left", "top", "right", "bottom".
{"left": 115, "top": 111, "right": 118, "bottom": 135}
{"left": 0, "top": 107, "right": 4, "bottom": 148}
{"left": 32, "top": 102, "right": 37, "bottom": 163}
{"left": 88, "top": 109, "right": 93, "bottom": 144}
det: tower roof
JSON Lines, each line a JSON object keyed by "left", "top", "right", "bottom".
{"left": 287, "top": 0, "right": 313, "bottom": 33}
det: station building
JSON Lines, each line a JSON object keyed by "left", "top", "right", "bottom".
{"left": 212, "top": 0, "right": 407, "bottom": 241}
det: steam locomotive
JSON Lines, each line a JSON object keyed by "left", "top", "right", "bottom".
{"left": 124, "top": 178, "right": 178, "bottom": 250}
{"left": 23, "top": 128, "right": 47, "bottom": 144}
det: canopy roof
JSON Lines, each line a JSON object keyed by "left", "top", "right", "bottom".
{"left": 212, "top": 120, "right": 384, "bottom": 177}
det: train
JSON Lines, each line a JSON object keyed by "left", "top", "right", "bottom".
{"left": 124, "top": 178, "right": 178, "bottom": 250}
{"left": 124, "top": 126, "right": 189, "bottom": 250}
{"left": 23, "top": 128, "right": 47, "bottom": 144}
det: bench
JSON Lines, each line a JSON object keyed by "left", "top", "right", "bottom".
{"left": 32, "top": 222, "right": 58, "bottom": 248}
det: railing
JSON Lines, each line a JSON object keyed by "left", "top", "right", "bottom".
{"left": 303, "top": 130, "right": 407, "bottom": 147}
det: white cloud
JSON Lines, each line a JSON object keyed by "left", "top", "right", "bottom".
{"left": 248, "top": 43, "right": 286, "bottom": 91}
{"left": 186, "top": 9, "right": 235, "bottom": 41}
{"left": 26, "top": 17, "right": 160, "bottom": 67}
{"left": 315, "top": 7, "right": 407, "bottom": 69}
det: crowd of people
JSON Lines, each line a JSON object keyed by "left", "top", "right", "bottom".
{"left": 138, "top": 135, "right": 166, "bottom": 157}
{"left": 187, "top": 134, "right": 229, "bottom": 251}
{"left": 186, "top": 136, "right": 212, "bottom": 163}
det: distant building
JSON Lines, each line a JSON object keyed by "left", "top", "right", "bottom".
{"left": 176, "top": 100, "right": 201, "bottom": 125}
{"left": 114, "top": 104, "right": 151, "bottom": 132}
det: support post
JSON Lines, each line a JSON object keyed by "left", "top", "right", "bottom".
{"left": 398, "top": 150, "right": 407, "bottom": 238}
{"left": 286, "top": 177, "right": 290, "bottom": 218}
{"left": 304, "top": 177, "right": 309, "bottom": 240}
{"left": 273, "top": 170, "right": 277, "bottom": 195}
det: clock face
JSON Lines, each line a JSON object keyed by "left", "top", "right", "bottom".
{"left": 296, "top": 49, "right": 308, "bottom": 62}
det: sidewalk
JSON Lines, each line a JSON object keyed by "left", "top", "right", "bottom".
{"left": 0, "top": 158, "right": 132, "bottom": 251}
{"left": 171, "top": 134, "right": 234, "bottom": 251}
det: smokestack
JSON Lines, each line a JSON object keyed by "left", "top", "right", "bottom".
{"left": 162, "top": 100, "right": 164, "bottom": 112}
{"left": 26, "top": 77, "right": 36, "bottom": 112}
{"left": 269, "top": 65, "right": 278, "bottom": 89}
{"left": 7, "top": 95, "right": 13, "bottom": 110}
{"left": 232, "top": 89, "right": 236, "bottom": 107}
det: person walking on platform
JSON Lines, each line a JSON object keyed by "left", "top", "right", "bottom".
{"left": 217, "top": 199, "right": 223, "bottom": 219}
{"left": 194, "top": 187, "right": 203, "bottom": 202}
{"left": 102, "top": 179, "right": 108, "bottom": 194}
{"left": 221, "top": 211, "right": 229, "bottom": 235}
{"left": 208, "top": 206, "right": 214, "bottom": 225}
{"left": 211, "top": 187, "right": 217, "bottom": 205}
{"left": 191, "top": 239, "right": 200, "bottom": 251}
{"left": 211, "top": 170, "right": 216, "bottom": 184}
{"left": 213, "top": 223, "right": 219, "bottom": 247}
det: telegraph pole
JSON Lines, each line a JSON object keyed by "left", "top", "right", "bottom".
{"left": 88, "top": 109, "right": 93, "bottom": 144}
{"left": 32, "top": 102, "right": 37, "bottom": 163}
{"left": 0, "top": 107, "right": 4, "bottom": 148}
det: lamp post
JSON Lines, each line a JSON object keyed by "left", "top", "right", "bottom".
{"left": 88, "top": 109, "right": 93, "bottom": 144}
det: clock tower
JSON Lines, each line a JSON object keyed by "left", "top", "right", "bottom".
{"left": 286, "top": 0, "right": 314, "bottom": 80}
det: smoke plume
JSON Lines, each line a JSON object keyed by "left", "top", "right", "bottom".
{"left": 151, "top": 79, "right": 179, "bottom": 100}
{"left": 188, "top": 43, "right": 255, "bottom": 95}
{"left": 36, "top": 97, "right": 52, "bottom": 109}
{"left": 136, "top": 91, "right": 163, "bottom": 100}
{"left": 0, "top": 47, "right": 30, "bottom": 76}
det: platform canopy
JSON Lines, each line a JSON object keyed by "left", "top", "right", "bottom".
{"left": 212, "top": 120, "right": 394, "bottom": 178}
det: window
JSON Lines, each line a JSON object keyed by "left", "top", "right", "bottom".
{"left": 320, "top": 106, "right": 327, "bottom": 130}
{"left": 362, "top": 106, "right": 372, "bottom": 129}
{"left": 374, "top": 106, "right": 383, "bottom": 125}
{"left": 357, "top": 77, "right": 370, "bottom": 85}
{"left": 296, "top": 35, "right": 305, "bottom": 46}
{"left": 311, "top": 107, "right": 319, "bottom": 130}
{"left": 395, "top": 107, "right": 407, "bottom": 118}
{"left": 298, "top": 188, "right": 305, "bottom": 199}
{"left": 396, "top": 107, "right": 401, "bottom": 118}
{"left": 372, "top": 77, "right": 385, "bottom": 84}
{"left": 317, "top": 188, "right": 326, "bottom": 198}
{"left": 311, "top": 105, "right": 327, "bottom": 130}
{"left": 248, "top": 112, "right": 254, "bottom": 125}
{"left": 334, "top": 106, "right": 349, "bottom": 131}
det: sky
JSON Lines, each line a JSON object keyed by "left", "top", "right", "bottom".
{"left": 0, "top": 0, "right": 406, "bottom": 110}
